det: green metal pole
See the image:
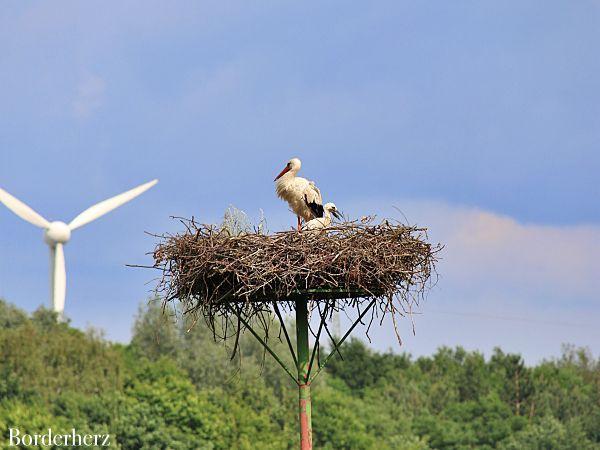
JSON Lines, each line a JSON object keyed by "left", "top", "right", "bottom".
{"left": 296, "top": 299, "right": 312, "bottom": 450}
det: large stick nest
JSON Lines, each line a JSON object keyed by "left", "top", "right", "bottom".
{"left": 152, "top": 217, "right": 440, "bottom": 342}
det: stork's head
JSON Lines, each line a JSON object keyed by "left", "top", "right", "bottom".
{"left": 274, "top": 158, "right": 301, "bottom": 181}
{"left": 324, "top": 202, "right": 342, "bottom": 220}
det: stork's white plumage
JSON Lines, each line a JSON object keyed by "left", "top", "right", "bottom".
{"left": 274, "top": 158, "right": 324, "bottom": 230}
{"left": 303, "top": 203, "right": 341, "bottom": 231}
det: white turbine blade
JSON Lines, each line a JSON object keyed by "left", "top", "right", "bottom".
{"left": 68, "top": 179, "right": 158, "bottom": 231}
{"left": 51, "top": 243, "right": 67, "bottom": 315}
{"left": 0, "top": 187, "right": 50, "bottom": 229}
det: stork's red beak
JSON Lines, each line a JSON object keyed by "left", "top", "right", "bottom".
{"left": 274, "top": 166, "right": 291, "bottom": 181}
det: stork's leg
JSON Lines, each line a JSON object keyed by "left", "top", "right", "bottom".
{"left": 297, "top": 215, "right": 302, "bottom": 231}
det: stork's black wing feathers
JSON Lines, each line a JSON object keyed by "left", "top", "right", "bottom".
{"left": 305, "top": 194, "right": 324, "bottom": 218}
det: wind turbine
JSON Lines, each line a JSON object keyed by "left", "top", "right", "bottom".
{"left": 0, "top": 179, "right": 158, "bottom": 317}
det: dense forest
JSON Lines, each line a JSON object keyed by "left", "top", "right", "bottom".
{"left": 0, "top": 299, "right": 598, "bottom": 449}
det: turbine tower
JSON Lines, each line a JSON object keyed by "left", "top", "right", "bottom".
{"left": 0, "top": 179, "right": 158, "bottom": 317}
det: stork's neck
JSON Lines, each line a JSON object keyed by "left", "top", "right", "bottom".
{"left": 275, "top": 169, "right": 298, "bottom": 186}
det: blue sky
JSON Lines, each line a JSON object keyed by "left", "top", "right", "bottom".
{"left": 0, "top": 1, "right": 598, "bottom": 363}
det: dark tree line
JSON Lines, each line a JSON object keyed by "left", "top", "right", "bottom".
{"left": 0, "top": 299, "right": 598, "bottom": 449}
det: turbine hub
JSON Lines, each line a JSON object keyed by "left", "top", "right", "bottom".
{"left": 44, "top": 221, "right": 71, "bottom": 245}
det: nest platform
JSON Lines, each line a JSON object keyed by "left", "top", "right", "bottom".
{"left": 153, "top": 218, "right": 439, "bottom": 326}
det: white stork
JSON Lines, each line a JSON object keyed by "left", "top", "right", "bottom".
{"left": 303, "top": 203, "right": 341, "bottom": 231}
{"left": 274, "top": 158, "right": 324, "bottom": 230}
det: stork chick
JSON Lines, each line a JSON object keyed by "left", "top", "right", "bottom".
{"left": 303, "top": 203, "right": 341, "bottom": 231}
